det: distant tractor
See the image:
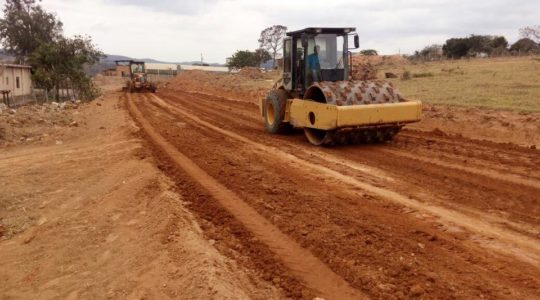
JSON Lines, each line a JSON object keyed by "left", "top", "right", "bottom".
{"left": 260, "top": 27, "right": 422, "bottom": 145}
{"left": 115, "top": 60, "right": 157, "bottom": 93}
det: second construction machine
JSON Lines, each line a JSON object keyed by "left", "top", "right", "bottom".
{"left": 260, "top": 27, "right": 422, "bottom": 145}
{"left": 116, "top": 60, "right": 157, "bottom": 93}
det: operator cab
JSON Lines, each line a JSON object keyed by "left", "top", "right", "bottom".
{"left": 130, "top": 62, "right": 146, "bottom": 74}
{"left": 282, "top": 27, "right": 359, "bottom": 97}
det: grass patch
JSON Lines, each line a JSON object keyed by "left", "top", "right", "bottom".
{"left": 412, "top": 72, "right": 434, "bottom": 78}
{"left": 381, "top": 56, "right": 540, "bottom": 112}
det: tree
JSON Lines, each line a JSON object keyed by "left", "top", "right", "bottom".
{"left": 227, "top": 50, "right": 258, "bottom": 69}
{"left": 258, "top": 25, "right": 287, "bottom": 68}
{"left": 519, "top": 26, "right": 540, "bottom": 43}
{"left": 254, "top": 48, "right": 271, "bottom": 66}
{"left": 420, "top": 44, "right": 443, "bottom": 60}
{"left": 489, "top": 36, "right": 508, "bottom": 49}
{"left": 29, "top": 35, "right": 104, "bottom": 100}
{"left": 360, "top": 49, "right": 378, "bottom": 56}
{"left": 0, "top": 0, "right": 63, "bottom": 63}
{"left": 510, "top": 38, "right": 540, "bottom": 53}
{"left": 443, "top": 35, "right": 509, "bottom": 58}
{"left": 1, "top": 0, "right": 103, "bottom": 101}
{"left": 466, "top": 35, "right": 492, "bottom": 54}
{"left": 443, "top": 38, "right": 469, "bottom": 58}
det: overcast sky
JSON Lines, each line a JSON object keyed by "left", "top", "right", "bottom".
{"left": 17, "top": 0, "right": 540, "bottom": 63}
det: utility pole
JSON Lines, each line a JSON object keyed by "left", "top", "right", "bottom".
{"left": 200, "top": 53, "right": 204, "bottom": 65}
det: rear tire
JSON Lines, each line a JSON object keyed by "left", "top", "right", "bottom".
{"left": 263, "top": 89, "right": 291, "bottom": 134}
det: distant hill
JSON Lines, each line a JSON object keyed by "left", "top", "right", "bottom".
{"left": 0, "top": 49, "right": 225, "bottom": 75}
{"left": 102, "top": 54, "right": 224, "bottom": 66}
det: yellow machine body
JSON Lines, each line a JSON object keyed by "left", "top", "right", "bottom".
{"left": 259, "top": 98, "right": 422, "bottom": 131}
{"left": 287, "top": 99, "right": 422, "bottom": 130}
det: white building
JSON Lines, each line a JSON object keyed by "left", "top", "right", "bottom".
{"left": 145, "top": 62, "right": 229, "bottom": 74}
{"left": 178, "top": 64, "right": 229, "bottom": 72}
{"left": 0, "top": 64, "right": 32, "bottom": 99}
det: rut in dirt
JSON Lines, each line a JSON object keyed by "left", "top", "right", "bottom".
{"left": 150, "top": 92, "right": 540, "bottom": 265}
{"left": 127, "top": 93, "right": 365, "bottom": 299}
{"left": 159, "top": 89, "right": 540, "bottom": 229}
{"left": 128, "top": 91, "right": 540, "bottom": 298}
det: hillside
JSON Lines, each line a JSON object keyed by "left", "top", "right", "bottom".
{"left": 0, "top": 50, "right": 224, "bottom": 75}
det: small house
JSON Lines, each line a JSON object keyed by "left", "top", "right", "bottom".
{"left": 0, "top": 64, "right": 32, "bottom": 103}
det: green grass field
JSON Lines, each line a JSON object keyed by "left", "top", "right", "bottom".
{"left": 381, "top": 56, "right": 540, "bottom": 112}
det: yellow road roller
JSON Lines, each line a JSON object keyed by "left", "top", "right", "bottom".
{"left": 260, "top": 27, "right": 422, "bottom": 145}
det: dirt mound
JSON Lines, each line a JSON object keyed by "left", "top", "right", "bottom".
{"left": 238, "top": 67, "right": 264, "bottom": 79}
{"left": 414, "top": 103, "right": 540, "bottom": 147}
{"left": 349, "top": 55, "right": 408, "bottom": 80}
{"left": 350, "top": 61, "right": 377, "bottom": 80}
{"left": 0, "top": 101, "right": 81, "bottom": 147}
{"left": 353, "top": 54, "right": 410, "bottom": 67}
{"left": 94, "top": 75, "right": 126, "bottom": 92}
{"left": 167, "top": 70, "right": 275, "bottom": 104}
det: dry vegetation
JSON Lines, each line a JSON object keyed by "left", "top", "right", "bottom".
{"left": 380, "top": 56, "right": 540, "bottom": 112}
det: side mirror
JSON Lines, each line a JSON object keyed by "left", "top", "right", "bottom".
{"left": 301, "top": 34, "right": 308, "bottom": 48}
{"left": 354, "top": 34, "right": 360, "bottom": 49}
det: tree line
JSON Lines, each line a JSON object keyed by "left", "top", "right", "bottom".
{"left": 0, "top": 0, "right": 103, "bottom": 101}
{"left": 410, "top": 26, "right": 540, "bottom": 60}
{"left": 227, "top": 25, "right": 286, "bottom": 69}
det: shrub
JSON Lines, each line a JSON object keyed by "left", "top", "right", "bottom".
{"left": 401, "top": 70, "right": 411, "bottom": 80}
{"left": 412, "top": 72, "right": 434, "bottom": 78}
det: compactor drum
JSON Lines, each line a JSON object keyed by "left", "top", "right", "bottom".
{"left": 260, "top": 27, "right": 422, "bottom": 146}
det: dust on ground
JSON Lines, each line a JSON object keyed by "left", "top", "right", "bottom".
{"left": 0, "top": 87, "right": 281, "bottom": 299}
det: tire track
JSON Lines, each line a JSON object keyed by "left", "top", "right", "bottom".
{"left": 160, "top": 90, "right": 540, "bottom": 229}
{"left": 165, "top": 90, "right": 539, "bottom": 186}
{"left": 126, "top": 93, "right": 365, "bottom": 299}
{"left": 380, "top": 148, "right": 540, "bottom": 189}
{"left": 160, "top": 91, "right": 397, "bottom": 183}
{"left": 150, "top": 93, "right": 540, "bottom": 267}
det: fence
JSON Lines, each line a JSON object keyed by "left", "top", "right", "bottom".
{"left": 1, "top": 90, "right": 35, "bottom": 107}
{"left": 147, "top": 69, "right": 176, "bottom": 83}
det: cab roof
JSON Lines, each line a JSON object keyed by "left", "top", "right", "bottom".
{"left": 286, "top": 27, "right": 356, "bottom": 37}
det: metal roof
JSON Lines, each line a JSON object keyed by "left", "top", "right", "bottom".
{"left": 0, "top": 63, "right": 31, "bottom": 69}
{"left": 286, "top": 27, "right": 356, "bottom": 37}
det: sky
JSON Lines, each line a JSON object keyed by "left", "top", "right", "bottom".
{"left": 10, "top": 0, "right": 540, "bottom": 63}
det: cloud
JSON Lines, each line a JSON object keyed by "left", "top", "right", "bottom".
{"left": 37, "top": 0, "right": 540, "bottom": 63}
{"left": 103, "top": 0, "right": 221, "bottom": 15}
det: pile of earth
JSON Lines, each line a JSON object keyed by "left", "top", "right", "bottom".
{"left": 350, "top": 60, "right": 377, "bottom": 80}
{"left": 166, "top": 70, "right": 278, "bottom": 104}
{"left": 0, "top": 101, "right": 81, "bottom": 147}
{"left": 238, "top": 67, "right": 265, "bottom": 79}
{"left": 352, "top": 54, "right": 410, "bottom": 67}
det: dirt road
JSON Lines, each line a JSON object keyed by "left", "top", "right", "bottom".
{"left": 126, "top": 88, "right": 539, "bottom": 299}
{"left": 0, "top": 92, "right": 281, "bottom": 299}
